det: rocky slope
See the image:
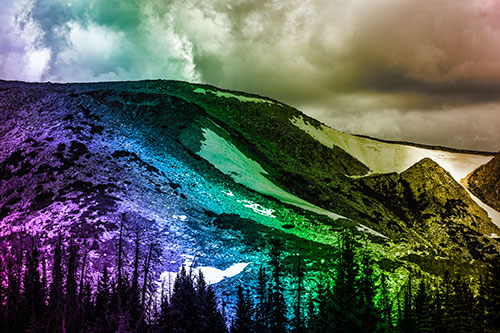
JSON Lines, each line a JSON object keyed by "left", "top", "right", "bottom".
{"left": 355, "top": 158, "right": 500, "bottom": 259}
{"left": 1, "top": 79, "right": 499, "bottom": 312}
{"left": 464, "top": 152, "right": 500, "bottom": 212}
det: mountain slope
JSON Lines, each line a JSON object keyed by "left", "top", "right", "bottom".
{"left": 1, "top": 79, "right": 499, "bottom": 316}
{"left": 464, "top": 152, "right": 500, "bottom": 213}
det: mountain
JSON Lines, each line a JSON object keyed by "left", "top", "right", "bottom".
{"left": 464, "top": 152, "right": 500, "bottom": 213}
{"left": 1, "top": 79, "right": 500, "bottom": 320}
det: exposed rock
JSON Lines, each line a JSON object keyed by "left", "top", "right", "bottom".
{"left": 464, "top": 152, "right": 500, "bottom": 212}
{"left": 354, "top": 158, "right": 500, "bottom": 259}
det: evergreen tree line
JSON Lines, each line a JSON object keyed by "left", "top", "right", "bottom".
{"left": 1, "top": 231, "right": 500, "bottom": 332}
{"left": 0, "top": 231, "right": 160, "bottom": 332}
{"left": 230, "top": 235, "right": 500, "bottom": 333}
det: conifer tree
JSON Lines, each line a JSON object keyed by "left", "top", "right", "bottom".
{"left": 379, "top": 273, "right": 393, "bottom": 332}
{"left": 95, "top": 266, "right": 111, "bottom": 331}
{"left": 331, "top": 232, "right": 359, "bottom": 332}
{"left": 431, "top": 284, "right": 444, "bottom": 332}
{"left": 205, "top": 285, "right": 228, "bottom": 333}
{"left": 23, "top": 242, "right": 45, "bottom": 330}
{"left": 358, "top": 253, "right": 379, "bottom": 332}
{"left": 293, "top": 254, "right": 304, "bottom": 333}
{"left": 414, "top": 280, "right": 433, "bottom": 332}
{"left": 167, "top": 265, "right": 199, "bottom": 332}
{"left": 268, "top": 238, "right": 287, "bottom": 333}
{"left": 6, "top": 248, "right": 22, "bottom": 331}
{"left": 399, "top": 272, "right": 415, "bottom": 333}
{"left": 484, "top": 259, "right": 500, "bottom": 330}
{"left": 255, "top": 265, "right": 269, "bottom": 333}
{"left": 65, "top": 240, "right": 79, "bottom": 332}
{"left": 129, "top": 225, "right": 142, "bottom": 330}
{"left": 447, "top": 278, "right": 474, "bottom": 333}
{"left": 231, "top": 285, "right": 254, "bottom": 333}
{"left": 48, "top": 237, "right": 64, "bottom": 332}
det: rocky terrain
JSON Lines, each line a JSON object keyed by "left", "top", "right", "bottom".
{"left": 1, "top": 79, "right": 499, "bottom": 315}
{"left": 465, "top": 152, "right": 500, "bottom": 212}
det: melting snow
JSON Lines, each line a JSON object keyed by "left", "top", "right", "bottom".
{"left": 291, "top": 116, "right": 500, "bottom": 227}
{"left": 198, "top": 128, "right": 344, "bottom": 219}
{"left": 237, "top": 199, "right": 276, "bottom": 218}
{"left": 159, "top": 255, "right": 250, "bottom": 286}
{"left": 193, "top": 87, "right": 274, "bottom": 104}
{"left": 198, "top": 128, "right": 385, "bottom": 237}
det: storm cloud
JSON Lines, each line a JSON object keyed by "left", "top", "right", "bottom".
{"left": 1, "top": 0, "right": 500, "bottom": 151}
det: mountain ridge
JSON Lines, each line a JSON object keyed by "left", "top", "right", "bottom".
{"left": 1, "top": 79, "right": 500, "bottom": 321}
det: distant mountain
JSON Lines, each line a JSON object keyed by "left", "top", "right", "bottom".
{"left": 464, "top": 152, "right": 500, "bottom": 212}
{"left": 1, "top": 79, "right": 499, "bottom": 320}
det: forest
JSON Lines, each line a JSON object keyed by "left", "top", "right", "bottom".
{"left": 0, "top": 230, "right": 499, "bottom": 332}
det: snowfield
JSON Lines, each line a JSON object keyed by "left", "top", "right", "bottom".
{"left": 193, "top": 87, "right": 274, "bottom": 104}
{"left": 198, "top": 128, "right": 386, "bottom": 238}
{"left": 290, "top": 116, "right": 500, "bottom": 227}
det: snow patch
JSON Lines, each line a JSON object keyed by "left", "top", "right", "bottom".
{"left": 173, "top": 214, "right": 188, "bottom": 222}
{"left": 198, "top": 128, "right": 386, "bottom": 237}
{"left": 291, "top": 116, "right": 500, "bottom": 227}
{"left": 291, "top": 116, "right": 493, "bottom": 182}
{"left": 159, "top": 255, "right": 250, "bottom": 286}
{"left": 193, "top": 87, "right": 274, "bottom": 104}
{"left": 198, "top": 128, "right": 344, "bottom": 218}
{"left": 237, "top": 199, "right": 276, "bottom": 218}
{"left": 356, "top": 224, "right": 388, "bottom": 239}
{"left": 466, "top": 190, "right": 500, "bottom": 229}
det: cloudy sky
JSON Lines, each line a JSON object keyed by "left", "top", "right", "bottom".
{"left": 1, "top": 0, "right": 500, "bottom": 151}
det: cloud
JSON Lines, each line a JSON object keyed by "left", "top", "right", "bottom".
{"left": 315, "top": 102, "right": 500, "bottom": 152}
{"left": 0, "top": 0, "right": 51, "bottom": 81}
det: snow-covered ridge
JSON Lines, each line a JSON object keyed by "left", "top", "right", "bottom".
{"left": 290, "top": 116, "right": 500, "bottom": 227}
{"left": 193, "top": 87, "right": 274, "bottom": 104}
{"left": 290, "top": 116, "right": 493, "bottom": 182}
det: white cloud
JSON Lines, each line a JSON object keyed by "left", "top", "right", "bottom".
{"left": 0, "top": 0, "right": 51, "bottom": 81}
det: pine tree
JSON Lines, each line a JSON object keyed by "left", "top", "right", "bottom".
{"left": 231, "top": 285, "right": 254, "bottom": 333}
{"left": 440, "top": 270, "right": 454, "bottom": 331}
{"left": 304, "top": 293, "right": 316, "bottom": 332}
{"left": 205, "top": 285, "right": 228, "bottom": 333}
{"left": 65, "top": 240, "right": 79, "bottom": 332}
{"left": 379, "top": 273, "right": 393, "bottom": 332}
{"left": 314, "top": 280, "right": 336, "bottom": 333}
{"left": 414, "top": 280, "right": 433, "bottom": 332}
{"left": 431, "top": 283, "right": 444, "bottom": 332}
{"left": 358, "top": 253, "right": 379, "bottom": 332}
{"left": 293, "top": 254, "right": 304, "bottom": 333}
{"left": 447, "top": 278, "right": 474, "bottom": 333}
{"left": 48, "top": 237, "right": 64, "bottom": 332}
{"left": 331, "top": 232, "right": 359, "bottom": 332}
{"left": 474, "top": 273, "right": 487, "bottom": 332}
{"left": 484, "top": 259, "right": 500, "bottom": 330}
{"left": 95, "top": 266, "right": 111, "bottom": 331}
{"left": 268, "top": 238, "right": 287, "bottom": 333}
{"left": 399, "top": 271, "right": 415, "bottom": 333}
{"left": 0, "top": 255, "right": 4, "bottom": 330}
{"left": 6, "top": 247, "right": 23, "bottom": 331}
{"left": 23, "top": 242, "right": 45, "bottom": 330}
{"left": 255, "top": 265, "right": 269, "bottom": 333}
{"left": 129, "top": 226, "right": 142, "bottom": 330}
{"left": 167, "top": 265, "right": 199, "bottom": 332}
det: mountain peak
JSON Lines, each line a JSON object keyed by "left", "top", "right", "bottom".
{"left": 401, "top": 157, "right": 454, "bottom": 184}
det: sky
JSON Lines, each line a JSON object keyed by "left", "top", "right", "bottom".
{"left": 1, "top": 0, "right": 500, "bottom": 152}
